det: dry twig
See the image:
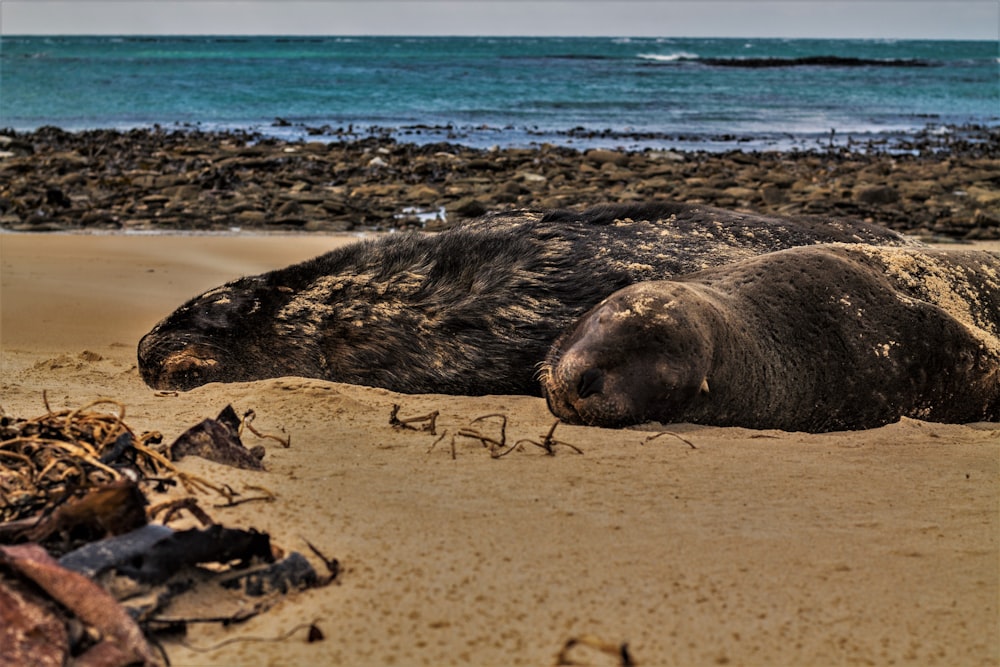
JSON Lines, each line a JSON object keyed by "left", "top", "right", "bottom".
{"left": 389, "top": 404, "right": 439, "bottom": 434}
{"left": 240, "top": 409, "right": 291, "bottom": 448}
{"left": 454, "top": 413, "right": 515, "bottom": 458}
{"left": 642, "top": 431, "right": 697, "bottom": 450}
{"left": 148, "top": 497, "right": 215, "bottom": 526}
{"left": 515, "top": 420, "right": 582, "bottom": 456}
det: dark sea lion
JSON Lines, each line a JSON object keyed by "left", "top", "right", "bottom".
{"left": 138, "top": 202, "right": 914, "bottom": 395}
{"left": 541, "top": 244, "right": 1000, "bottom": 431}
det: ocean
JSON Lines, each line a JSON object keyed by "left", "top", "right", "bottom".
{"left": 2, "top": 35, "right": 997, "bottom": 152}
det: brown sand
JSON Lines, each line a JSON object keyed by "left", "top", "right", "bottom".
{"left": 1, "top": 233, "right": 998, "bottom": 666}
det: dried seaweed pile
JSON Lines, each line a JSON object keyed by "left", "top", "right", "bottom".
{"left": 1, "top": 400, "right": 166, "bottom": 533}
{"left": 0, "top": 399, "right": 335, "bottom": 667}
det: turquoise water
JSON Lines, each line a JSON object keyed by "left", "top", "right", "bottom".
{"left": 2, "top": 35, "right": 997, "bottom": 150}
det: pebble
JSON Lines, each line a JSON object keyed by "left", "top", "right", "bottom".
{"left": 0, "top": 126, "right": 997, "bottom": 239}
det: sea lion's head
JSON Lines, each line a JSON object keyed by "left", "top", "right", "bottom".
{"left": 138, "top": 277, "right": 283, "bottom": 391}
{"left": 540, "top": 282, "right": 713, "bottom": 427}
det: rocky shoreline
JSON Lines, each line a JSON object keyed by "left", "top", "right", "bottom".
{"left": 2, "top": 125, "right": 998, "bottom": 239}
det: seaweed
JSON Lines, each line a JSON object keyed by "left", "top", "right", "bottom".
{"left": 0, "top": 398, "right": 337, "bottom": 664}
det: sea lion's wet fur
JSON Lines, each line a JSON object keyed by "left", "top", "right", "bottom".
{"left": 542, "top": 245, "right": 1000, "bottom": 431}
{"left": 139, "top": 202, "right": 913, "bottom": 395}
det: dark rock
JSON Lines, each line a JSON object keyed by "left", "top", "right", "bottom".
{"left": 974, "top": 208, "right": 1000, "bottom": 228}
{"left": 447, "top": 196, "right": 489, "bottom": 218}
{"left": 761, "top": 184, "right": 787, "bottom": 205}
{"left": 855, "top": 185, "right": 900, "bottom": 205}
{"left": 304, "top": 219, "right": 353, "bottom": 232}
{"left": 236, "top": 210, "right": 269, "bottom": 225}
{"left": 276, "top": 200, "right": 304, "bottom": 218}
{"left": 585, "top": 149, "right": 628, "bottom": 166}
{"left": 1, "top": 127, "right": 993, "bottom": 239}
{"left": 45, "top": 188, "right": 72, "bottom": 208}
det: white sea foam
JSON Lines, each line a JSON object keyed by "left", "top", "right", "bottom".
{"left": 637, "top": 52, "right": 698, "bottom": 63}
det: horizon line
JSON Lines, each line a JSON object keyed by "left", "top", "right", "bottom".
{"left": 3, "top": 33, "right": 993, "bottom": 41}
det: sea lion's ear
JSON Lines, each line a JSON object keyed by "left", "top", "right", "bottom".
{"left": 699, "top": 377, "right": 710, "bottom": 395}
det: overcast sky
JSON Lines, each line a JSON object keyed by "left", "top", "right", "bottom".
{"left": 1, "top": 1, "right": 997, "bottom": 40}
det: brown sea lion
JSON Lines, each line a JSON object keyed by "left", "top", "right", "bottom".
{"left": 138, "top": 202, "right": 914, "bottom": 395}
{"left": 541, "top": 244, "right": 1000, "bottom": 431}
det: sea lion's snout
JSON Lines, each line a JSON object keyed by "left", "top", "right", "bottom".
{"left": 138, "top": 332, "right": 226, "bottom": 391}
{"left": 541, "top": 300, "right": 640, "bottom": 426}
{"left": 576, "top": 367, "right": 605, "bottom": 399}
{"left": 543, "top": 347, "right": 635, "bottom": 427}
{"left": 156, "top": 350, "right": 220, "bottom": 390}
{"left": 542, "top": 282, "right": 718, "bottom": 427}
{"left": 137, "top": 279, "right": 273, "bottom": 391}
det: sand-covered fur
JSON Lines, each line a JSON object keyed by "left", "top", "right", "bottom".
{"left": 542, "top": 244, "right": 1000, "bottom": 431}
{"left": 138, "top": 203, "right": 912, "bottom": 395}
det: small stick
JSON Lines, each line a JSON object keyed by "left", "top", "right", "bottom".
{"left": 302, "top": 538, "right": 340, "bottom": 582}
{"left": 389, "top": 404, "right": 439, "bottom": 434}
{"left": 426, "top": 430, "right": 449, "bottom": 454}
{"left": 642, "top": 430, "right": 697, "bottom": 450}
{"left": 240, "top": 410, "right": 291, "bottom": 448}
{"left": 149, "top": 497, "right": 215, "bottom": 526}
{"left": 455, "top": 414, "right": 510, "bottom": 457}
{"left": 469, "top": 414, "right": 507, "bottom": 439}
{"left": 515, "top": 420, "right": 582, "bottom": 456}
{"left": 131, "top": 439, "right": 235, "bottom": 499}
{"left": 214, "top": 485, "right": 277, "bottom": 508}
{"left": 455, "top": 429, "right": 506, "bottom": 451}
{"left": 177, "top": 621, "right": 321, "bottom": 651}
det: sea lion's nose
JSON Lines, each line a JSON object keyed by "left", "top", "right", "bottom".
{"left": 577, "top": 368, "right": 604, "bottom": 399}
{"left": 153, "top": 350, "right": 219, "bottom": 390}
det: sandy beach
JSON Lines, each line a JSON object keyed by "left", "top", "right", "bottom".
{"left": 1, "top": 231, "right": 997, "bottom": 666}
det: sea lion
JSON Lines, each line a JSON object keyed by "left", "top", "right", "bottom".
{"left": 138, "top": 202, "right": 913, "bottom": 396}
{"left": 541, "top": 244, "right": 1000, "bottom": 431}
